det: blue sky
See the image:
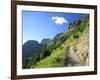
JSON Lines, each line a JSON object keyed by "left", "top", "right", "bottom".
{"left": 22, "top": 11, "right": 87, "bottom": 44}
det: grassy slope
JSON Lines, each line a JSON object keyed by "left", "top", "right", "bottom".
{"left": 31, "top": 16, "right": 89, "bottom": 68}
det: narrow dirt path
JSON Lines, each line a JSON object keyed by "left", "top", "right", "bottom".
{"left": 65, "top": 47, "right": 83, "bottom": 67}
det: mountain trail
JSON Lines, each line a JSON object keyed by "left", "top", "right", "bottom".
{"left": 65, "top": 47, "right": 83, "bottom": 66}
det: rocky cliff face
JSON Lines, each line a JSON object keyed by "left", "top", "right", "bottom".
{"left": 65, "top": 28, "right": 89, "bottom": 66}
{"left": 68, "top": 20, "right": 82, "bottom": 30}
{"left": 72, "top": 26, "right": 89, "bottom": 66}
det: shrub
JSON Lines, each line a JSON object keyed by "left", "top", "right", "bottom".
{"left": 59, "top": 46, "right": 63, "bottom": 50}
{"left": 74, "top": 47, "right": 77, "bottom": 52}
{"left": 47, "top": 41, "right": 56, "bottom": 52}
{"left": 40, "top": 46, "right": 51, "bottom": 60}
{"left": 23, "top": 58, "right": 32, "bottom": 68}
{"left": 78, "top": 27, "right": 83, "bottom": 32}
{"left": 33, "top": 54, "right": 40, "bottom": 64}
{"left": 56, "top": 58, "right": 61, "bottom": 63}
{"left": 73, "top": 34, "right": 79, "bottom": 39}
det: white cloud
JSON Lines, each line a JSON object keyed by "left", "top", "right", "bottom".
{"left": 52, "top": 16, "right": 68, "bottom": 25}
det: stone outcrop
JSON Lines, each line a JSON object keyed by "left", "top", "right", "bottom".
{"left": 68, "top": 20, "right": 82, "bottom": 30}
{"left": 73, "top": 28, "right": 89, "bottom": 65}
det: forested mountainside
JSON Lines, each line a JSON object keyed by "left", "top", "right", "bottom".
{"left": 22, "top": 15, "right": 89, "bottom": 68}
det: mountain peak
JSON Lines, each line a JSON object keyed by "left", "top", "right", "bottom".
{"left": 40, "top": 38, "right": 51, "bottom": 45}
{"left": 68, "top": 19, "right": 82, "bottom": 30}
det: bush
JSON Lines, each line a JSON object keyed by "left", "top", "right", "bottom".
{"left": 47, "top": 41, "right": 56, "bottom": 52}
{"left": 56, "top": 58, "right": 61, "bottom": 63}
{"left": 73, "top": 34, "right": 79, "bottom": 39}
{"left": 59, "top": 46, "right": 63, "bottom": 50}
{"left": 23, "top": 53, "right": 41, "bottom": 68}
{"left": 23, "top": 58, "right": 32, "bottom": 68}
{"left": 55, "top": 40, "right": 62, "bottom": 48}
{"left": 40, "top": 46, "right": 51, "bottom": 60}
{"left": 33, "top": 54, "right": 40, "bottom": 64}
{"left": 78, "top": 27, "right": 84, "bottom": 32}
{"left": 74, "top": 47, "right": 77, "bottom": 52}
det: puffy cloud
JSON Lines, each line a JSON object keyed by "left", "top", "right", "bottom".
{"left": 52, "top": 16, "right": 68, "bottom": 25}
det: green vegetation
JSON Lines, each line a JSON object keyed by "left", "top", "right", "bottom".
{"left": 73, "top": 34, "right": 79, "bottom": 39}
{"left": 23, "top": 15, "right": 89, "bottom": 68}
{"left": 40, "top": 45, "right": 51, "bottom": 60}
{"left": 32, "top": 46, "right": 69, "bottom": 68}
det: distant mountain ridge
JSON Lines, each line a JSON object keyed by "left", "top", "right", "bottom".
{"left": 22, "top": 40, "right": 42, "bottom": 61}
{"left": 40, "top": 38, "right": 51, "bottom": 45}
{"left": 22, "top": 39, "right": 51, "bottom": 62}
